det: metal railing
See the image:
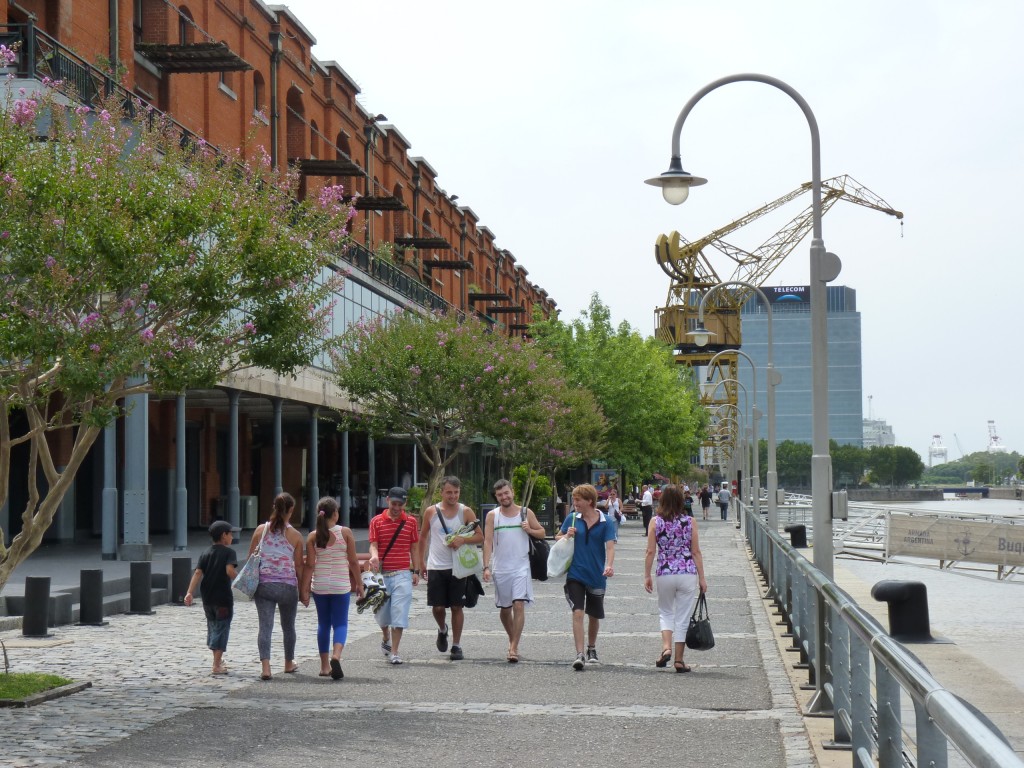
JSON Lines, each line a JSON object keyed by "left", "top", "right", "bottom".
{"left": 742, "top": 501, "right": 1023, "bottom": 767}
{"left": 1, "top": 21, "right": 211, "bottom": 155}
{"left": 339, "top": 243, "right": 452, "bottom": 314}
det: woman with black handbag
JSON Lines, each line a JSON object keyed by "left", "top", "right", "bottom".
{"left": 643, "top": 484, "right": 707, "bottom": 673}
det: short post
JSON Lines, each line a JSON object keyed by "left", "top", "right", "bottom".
{"left": 22, "top": 576, "right": 52, "bottom": 638}
{"left": 870, "top": 580, "right": 932, "bottom": 642}
{"left": 79, "top": 569, "right": 108, "bottom": 626}
{"left": 784, "top": 523, "right": 808, "bottom": 548}
{"left": 171, "top": 556, "right": 192, "bottom": 604}
{"left": 129, "top": 561, "right": 154, "bottom": 615}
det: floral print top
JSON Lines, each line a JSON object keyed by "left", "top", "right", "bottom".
{"left": 654, "top": 515, "right": 697, "bottom": 576}
{"left": 258, "top": 524, "right": 298, "bottom": 586}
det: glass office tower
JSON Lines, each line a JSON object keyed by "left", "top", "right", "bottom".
{"left": 737, "top": 285, "right": 863, "bottom": 446}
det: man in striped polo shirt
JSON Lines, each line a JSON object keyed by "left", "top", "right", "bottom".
{"left": 368, "top": 487, "right": 423, "bottom": 665}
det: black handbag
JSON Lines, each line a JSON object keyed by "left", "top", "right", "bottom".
{"left": 685, "top": 593, "right": 715, "bottom": 651}
{"left": 521, "top": 509, "right": 549, "bottom": 581}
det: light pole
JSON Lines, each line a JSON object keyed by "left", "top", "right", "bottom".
{"left": 703, "top": 348, "right": 762, "bottom": 519}
{"left": 706, "top": 378, "right": 750, "bottom": 519}
{"left": 688, "top": 278, "right": 780, "bottom": 531}
{"left": 645, "top": 74, "right": 838, "bottom": 582}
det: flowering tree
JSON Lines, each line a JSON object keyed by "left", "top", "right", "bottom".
{"left": 331, "top": 310, "right": 603, "bottom": 511}
{"left": 0, "top": 77, "right": 355, "bottom": 591}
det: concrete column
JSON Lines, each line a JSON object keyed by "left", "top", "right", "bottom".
{"left": 102, "top": 418, "right": 118, "bottom": 560}
{"left": 227, "top": 390, "right": 240, "bottom": 537}
{"left": 273, "top": 397, "right": 283, "bottom": 495}
{"left": 308, "top": 406, "right": 319, "bottom": 528}
{"left": 120, "top": 389, "right": 151, "bottom": 561}
{"left": 174, "top": 394, "right": 187, "bottom": 550}
{"left": 341, "top": 430, "right": 350, "bottom": 527}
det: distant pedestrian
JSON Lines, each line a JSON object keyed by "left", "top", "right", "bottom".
{"left": 606, "top": 488, "right": 623, "bottom": 537}
{"left": 249, "top": 492, "right": 305, "bottom": 680}
{"left": 558, "top": 483, "right": 616, "bottom": 670}
{"left": 368, "top": 486, "right": 422, "bottom": 665}
{"left": 699, "top": 485, "right": 712, "bottom": 521}
{"left": 482, "top": 478, "right": 547, "bottom": 663}
{"left": 718, "top": 484, "right": 731, "bottom": 521}
{"left": 644, "top": 484, "right": 706, "bottom": 673}
{"left": 184, "top": 520, "right": 238, "bottom": 676}
{"left": 301, "top": 497, "right": 363, "bottom": 680}
{"left": 640, "top": 485, "right": 654, "bottom": 535}
{"left": 418, "top": 476, "right": 482, "bottom": 661}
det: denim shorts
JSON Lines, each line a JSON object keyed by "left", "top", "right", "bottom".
{"left": 203, "top": 604, "right": 233, "bottom": 652}
{"left": 376, "top": 570, "right": 413, "bottom": 629}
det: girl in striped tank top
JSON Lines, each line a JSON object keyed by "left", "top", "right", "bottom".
{"left": 302, "top": 497, "right": 364, "bottom": 680}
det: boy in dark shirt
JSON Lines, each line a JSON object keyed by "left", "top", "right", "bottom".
{"left": 184, "top": 521, "right": 238, "bottom": 675}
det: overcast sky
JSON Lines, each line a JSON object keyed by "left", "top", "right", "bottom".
{"left": 280, "top": 0, "right": 1023, "bottom": 463}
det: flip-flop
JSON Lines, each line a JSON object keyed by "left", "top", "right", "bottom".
{"left": 330, "top": 658, "right": 344, "bottom": 680}
{"left": 260, "top": 673, "right": 272, "bottom": 681}
{"left": 655, "top": 650, "right": 672, "bottom": 668}
{"left": 507, "top": 652, "right": 519, "bottom": 664}
{"left": 319, "top": 671, "right": 331, "bottom": 677}
{"left": 284, "top": 665, "right": 299, "bottom": 674}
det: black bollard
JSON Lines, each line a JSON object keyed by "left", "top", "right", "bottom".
{"left": 871, "top": 580, "right": 932, "bottom": 642}
{"left": 784, "top": 524, "right": 807, "bottom": 548}
{"left": 171, "top": 557, "right": 192, "bottom": 604}
{"left": 79, "top": 569, "right": 108, "bottom": 626}
{"left": 129, "top": 561, "right": 154, "bottom": 615}
{"left": 22, "top": 576, "right": 52, "bottom": 638}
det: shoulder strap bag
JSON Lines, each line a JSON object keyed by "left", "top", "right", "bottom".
{"left": 521, "top": 508, "right": 550, "bottom": 581}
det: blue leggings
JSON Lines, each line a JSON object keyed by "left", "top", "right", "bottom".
{"left": 311, "top": 592, "right": 351, "bottom": 653}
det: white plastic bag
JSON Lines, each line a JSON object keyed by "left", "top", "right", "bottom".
{"left": 547, "top": 514, "right": 576, "bottom": 578}
{"left": 452, "top": 544, "right": 483, "bottom": 579}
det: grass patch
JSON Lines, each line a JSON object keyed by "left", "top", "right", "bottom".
{"left": 0, "top": 672, "right": 74, "bottom": 700}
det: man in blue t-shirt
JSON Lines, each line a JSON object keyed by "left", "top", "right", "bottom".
{"left": 557, "top": 483, "right": 615, "bottom": 671}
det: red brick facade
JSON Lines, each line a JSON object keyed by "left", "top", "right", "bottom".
{"left": 1, "top": 0, "right": 555, "bottom": 326}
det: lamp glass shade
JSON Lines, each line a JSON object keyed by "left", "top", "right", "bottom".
{"left": 686, "top": 325, "right": 714, "bottom": 347}
{"left": 662, "top": 183, "right": 690, "bottom": 205}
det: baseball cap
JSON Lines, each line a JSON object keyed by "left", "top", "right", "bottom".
{"left": 388, "top": 486, "right": 408, "bottom": 502}
{"left": 209, "top": 520, "right": 233, "bottom": 541}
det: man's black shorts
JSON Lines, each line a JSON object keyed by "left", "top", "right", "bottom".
{"left": 564, "top": 578, "right": 605, "bottom": 619}
{"left": 426, "top": 568, "right": 467, "bottom": 607}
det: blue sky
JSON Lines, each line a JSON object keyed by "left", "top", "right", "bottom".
{"left": 279, "top": 0, "right": 1024, "bottom": 462}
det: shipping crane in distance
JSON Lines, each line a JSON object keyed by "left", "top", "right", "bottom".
{"left": 651, "top": 175, "right": 903, "bottom": 437}
{"left": 953, "top": 433, "right": 965, "bottom": 459}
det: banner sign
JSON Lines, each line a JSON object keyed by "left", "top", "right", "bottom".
{"left": 766, "top": 285, "right": 809, "bottom": 304}
{"left": 887, "top": 513, "right": 1024, "bottom": 567}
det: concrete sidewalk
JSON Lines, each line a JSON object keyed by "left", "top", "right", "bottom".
{"left": 0, "top": 517, "right": 815, "bottom": 767}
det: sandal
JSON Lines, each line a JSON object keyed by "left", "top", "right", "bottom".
{"left": 674, "top": 661, "right": 691, "bottom": 673}
{"left": 655, "top": 649, "right": 672, "bottom": 668}
{"left": 507, "top": 652, "right": 519, "bottom": 664}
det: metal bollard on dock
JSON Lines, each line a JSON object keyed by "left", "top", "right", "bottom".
{"left": 79, "top": 569, "right": 108, "bottom": 626}
{"left": 128, "top": 561, "right": 155, "bottom": 615}
{"left": 22, "top": 576, "right": 52, "bottom": 638}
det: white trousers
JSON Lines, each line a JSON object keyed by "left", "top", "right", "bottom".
{"left": 656, "top": 573, "right": 699, "bottom": 643}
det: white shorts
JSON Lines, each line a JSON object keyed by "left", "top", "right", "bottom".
{"left": 492, "top": 567, "right": 534, "bottom": 609}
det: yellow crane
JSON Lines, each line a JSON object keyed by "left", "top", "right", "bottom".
{"left": 652, "top": 175, "right": 903, "bottom": 441}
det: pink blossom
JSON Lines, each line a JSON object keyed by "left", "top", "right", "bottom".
{"left": 140, "top": 328, "right": 154, "bottom": 343}
{"left": 89, "top": 344, "right": 101, "bottom": 353}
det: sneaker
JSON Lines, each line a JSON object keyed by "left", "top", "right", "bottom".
{"left": 586, "top": 647, "right": 599, "bottom": 665}
{"left": 380, "top": 640, "right": 392, "bottom": 658}
{"left": 449, "top": 645, "right": 464, "bottom": 661}
{"left": 572, "top": 653, "right": 585, "bottom": 671}
{"left": 389, "top": 654, "right": 403, "bottom": 665}
{"left": 436, "top": 624, "right": 449, "bottom": 653}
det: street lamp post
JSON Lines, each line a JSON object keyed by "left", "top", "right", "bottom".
{"left": 645, "top": 73, "right": 838, "bottom": 580}
{"left": 703, "top": 348, "right": 762, "bottom": 519}
{"left": 688, "top": 279, "right": 781, "bottom": 532}
{"left": 707, "top": 378, "right": 750, "bottom": 522}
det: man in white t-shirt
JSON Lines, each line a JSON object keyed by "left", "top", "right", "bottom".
{"left": 418, "top": 476, "right": 482, "bottom": 661}
{"left": 718, "top": 484, "right": 732, "bottom": 521}
{"left": 640, "top": 485, "right": 654, "bottom": 535}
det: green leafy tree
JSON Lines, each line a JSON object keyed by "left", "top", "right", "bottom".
{"left": 831, "top": 440, "right": 867, "bottom": 488}
{"left": 775, "top": 440, "right": 812, "bottom": 488}
{"left": 865, "top": 446, "right": 925, "bottom": 487}
{"left": 331, "top": 311, "right": 600, "bottom": 512}
{"left": 0, "top": 86, "right": 355, "bottom": 591}
{"left": 531, "top": 294, "right": 704, "bottom": 482}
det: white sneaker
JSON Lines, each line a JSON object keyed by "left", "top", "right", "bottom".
{"left": 572, "top": 653, "right": 585, "bottom": 671}
{"left": 390, "top": 654, "right": 403, "bottom": 665}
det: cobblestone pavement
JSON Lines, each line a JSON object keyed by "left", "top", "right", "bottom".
{"left": 1, "top": 519, "right": 816, "bottom": 767}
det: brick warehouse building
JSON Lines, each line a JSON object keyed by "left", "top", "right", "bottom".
{"left": 0, "top": 0, "right": 557, "bottom": 557}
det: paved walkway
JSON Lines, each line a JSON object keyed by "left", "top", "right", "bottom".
{"left": 0, "top": 518, "right": 815, "bottom": 767}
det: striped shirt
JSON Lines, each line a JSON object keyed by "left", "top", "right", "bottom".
{"left": 311, "top": 525, "right": 352, "bottom": 595}
{"left": 369, "top": 511, "right": 420, "bottom": 572}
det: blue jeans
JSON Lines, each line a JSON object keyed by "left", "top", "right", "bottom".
{"left": 203, "top": 604, "right": 232, "bottom": 652}
{"left": 376, "top": 570, "right": 413, "bottom": 629}
{"left": 312, "top": 592, "right": 351, "bottom": 653}
{"left": 254, "top": 581, "right": 298, "bottom": 661}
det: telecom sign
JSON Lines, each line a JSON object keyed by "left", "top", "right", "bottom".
{"left": 767, "top": 285, "right": 809, "bottom": 304}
